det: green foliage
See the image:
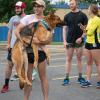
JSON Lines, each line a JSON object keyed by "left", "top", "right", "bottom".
{"left": 83, "top": 0, "right": 99, "bottom": 4}
{"left": 0, "top": 0, "right": 55, "bottom": 22}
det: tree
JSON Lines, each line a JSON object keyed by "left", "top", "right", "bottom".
{"left": 0, "top": 0, "right": 55, "bottom": 22}
{"left": 78, "top": 0, "right": 99, "bottom": 4}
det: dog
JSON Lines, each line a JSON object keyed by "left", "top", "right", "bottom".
{"left": 12, "top": 12, "right": 64, "bottom": 89}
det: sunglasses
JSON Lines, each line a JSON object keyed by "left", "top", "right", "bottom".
{"left": 15, "top": 6, "right": 21, "bottom": 9}
{"left": 34, "top": 5, "right": 44, "bottom": 8}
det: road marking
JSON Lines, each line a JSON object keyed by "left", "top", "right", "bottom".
{"left": 48, "top": 62, "right": 86, "bottom": 68}
{"left": 52, "top": 73, "right": 97, "bottom": 80}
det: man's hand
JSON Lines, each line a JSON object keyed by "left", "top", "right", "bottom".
{"left": 79, "top": 24, "right": 86, "bottom": 33}
{"left": 63, "top": 41, "right": 67, "bottom": 48}
{"left": 7, "top": 44, "right": 10, "bottom": 50}
{"left": 33, "top": 37, "right": 40, "bottom": 44}
{"left": 76, "top": 37, "right": 82, "bottom": 44}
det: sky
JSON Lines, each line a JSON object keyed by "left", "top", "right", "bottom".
{"left": 49, "top": 0, "right": 70, "bottom": 4}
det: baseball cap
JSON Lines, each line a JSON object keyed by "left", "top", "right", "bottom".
{"left": 15, "top": 1, "right": 26, "bottom": 9}
{"left": 32, "top": 0, "right": 46, "bottom": 8}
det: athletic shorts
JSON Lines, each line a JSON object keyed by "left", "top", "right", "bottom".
{"left": 7, "top": 49, "right": 46, "bottom": 64}
{"left": 7, "top": 48, "right": 12, "bottom": 61}
{"left": 85, "top": 43, "right": 100, "bottom": 50}
{"left": 66, "top": 42, "right": 84, "bottom": 48}
{"left": 27, "top": 50, "right": 46, "bottom": 64}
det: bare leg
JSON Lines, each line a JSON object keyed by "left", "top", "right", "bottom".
{"left": 84, "top": 49, "right": 93, "bottom": 81}
{"left": 5, "top": 61, "right": 13, "bottom": 79}
{"left": 24, "top": 63, "right": 33, "bottom": 100}
{"left": 91, "top": 49, "right": 100, "bottom": 81}
{"left": 76, "top": 47, "right": 83, "bottom": 74}
{"left": 65, "top": 48, "right": 74, "bottom": 74}
{"left": 38, "top": 61, "right": 49, "bottom": 100}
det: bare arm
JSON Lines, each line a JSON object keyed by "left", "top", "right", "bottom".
{"left": 63, "top": 26, "right": 67, "bottom": 48}
{"left": 7, "top": 29, "right": 12, "bottom": 49}
{"left": 15, "top": 23, "right": 25, "bottom": 42}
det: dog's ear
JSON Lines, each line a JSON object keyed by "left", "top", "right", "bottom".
{"left": 49, "top": 9, "right": 56, "bottom": 16}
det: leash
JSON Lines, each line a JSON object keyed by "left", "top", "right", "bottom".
{"left": 28, "top": 22, "right": 38, "bottom": 46}
{"left": 40, "top": 20, "right": 51, "bottom": 31}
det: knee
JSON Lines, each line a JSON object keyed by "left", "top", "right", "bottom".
{"left": 87, "top": 59, "right": 93, "bottom": 66}
{"left": 77, "top": 57, "right": 82, "bottom": 62}
{"left": 67, "top": 57, "right": 72, "bottom": 62}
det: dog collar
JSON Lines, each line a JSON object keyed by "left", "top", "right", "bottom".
{"left": 40, "top": 20, "right": 51, "bottom": 31}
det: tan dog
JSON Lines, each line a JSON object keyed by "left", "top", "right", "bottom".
{"left": 12, "top": 12, "right": 63, "bottom": 89}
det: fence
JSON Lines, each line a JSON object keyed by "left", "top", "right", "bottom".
{"left": 0, "top": 26, "right": 63, "bottom": 42}
{"left": 0, "top": 26, "right": 8, "bottom": 41}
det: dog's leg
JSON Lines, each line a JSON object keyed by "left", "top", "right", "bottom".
{"left": 32, "top": 44, "right": 38, "bottom": 68}
{"left": 23, "top": 51, "right": 32, "bottom": 86}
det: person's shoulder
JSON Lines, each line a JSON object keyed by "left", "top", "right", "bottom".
{"left": 22, "top": 14, "right": 34, "bottom": 19}
{"left": 79, "top": 11, "right": 87, "bottom": 16}
{"left": 64, "top": 12, "right": 72, "bottom": 18}
{"left": 10, "top": 15, "right": 17, "bottom": 19}
{"left": 95, "top": 16, "right": 100, "bottom": 22}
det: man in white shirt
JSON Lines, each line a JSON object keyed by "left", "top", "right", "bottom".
{"left": 15, "top": 0, "right": 49, "bottom": 100}
{"left": 1, "top": 1, "right": 26, "bottom": 93}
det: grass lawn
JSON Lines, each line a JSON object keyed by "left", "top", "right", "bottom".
{"left": 51, "top": 42, "right": 63, "bottom": 45}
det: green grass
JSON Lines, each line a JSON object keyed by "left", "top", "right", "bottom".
{"left": 51, "top": 42, "right": 63, "bottom": 45}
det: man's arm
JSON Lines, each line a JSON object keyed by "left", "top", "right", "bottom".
{"left": 63, "top": 26, "right": 67, "bottom": 48}
{"left": 15, "top": 23, "right": 24, "bottom": 42}
{"left": 7, "top": 29, "right": 12, "bottom": 49}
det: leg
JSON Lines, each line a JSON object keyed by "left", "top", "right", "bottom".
{"left": 81, "top": 49, "right": 93, "bottom": 88}
{"left": 76, "top": 47, "right": 83, "bottom": 74}
{"left": 84, "top": 49, "right": 93, "bottom": 81}
{"left": 38, "top": 50, "right": 48, "bottom": 100}
{"left": 38, "top": 61, "right": 49, "bottom": 100}
{"left": 76, "top": 47, "right": 86, "bottom": 84}
{"left": 24, "top": 63, "right": 33, "bottom": 100}
{"left": 62, "top": 47, "right": 74, "bottom": 85}
{"left": 91, "top": 49, "right": 100, "bottom": 81}
{"left": 65, "top": 47, "right": 74, "bottom": 75}
{"left": 1, "top": 49, "right": 14, "bottom": 93}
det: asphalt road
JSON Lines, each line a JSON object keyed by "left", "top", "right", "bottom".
{"left": 0, "top": 45, "right": 100, "bottom": 100}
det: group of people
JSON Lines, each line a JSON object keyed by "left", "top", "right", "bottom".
{"left": 62, "top": 0, "right": 100, "bottom": 88}
{"left": 0, "top": 0, "right": 100, "bottom": 100}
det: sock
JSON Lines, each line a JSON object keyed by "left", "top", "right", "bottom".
{"left": 79, "top": 73, "right": 82, "bottom": 78}
{"left": 66, "top": 73, "right": 69, "bottom": 79}
{"left": 5, "top": 78, "right": 9, "bottom": 86}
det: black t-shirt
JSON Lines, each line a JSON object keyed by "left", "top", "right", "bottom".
{"left": 64, "top": 11, "right": 88, "bottom": 43}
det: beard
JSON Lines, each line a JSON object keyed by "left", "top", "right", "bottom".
{"left": 16, "top": 11, "right": 22, "bottom": 16}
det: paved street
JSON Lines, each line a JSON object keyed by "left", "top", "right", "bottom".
{"left": 0, "top": 45, "right": 100, "bottom": 100}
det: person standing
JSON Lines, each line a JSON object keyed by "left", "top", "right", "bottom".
{"left": 15, "top": 0, "right": 49, "bottom": 100}
{"left": 62, "top": 0, "right": 88, "bottom": 85}
{"left": 81, "top": 4, "right": 100, "bottom": 88}
{"left": 1, "top": 1, "right": 26, "bottom": 93}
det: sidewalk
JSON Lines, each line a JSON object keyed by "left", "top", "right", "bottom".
{"left": 0, "top": 41, "right": 7, "bottom": 50}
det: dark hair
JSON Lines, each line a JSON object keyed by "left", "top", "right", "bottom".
{"left": 89, "top": 4, "right": 100, "bottom": 17}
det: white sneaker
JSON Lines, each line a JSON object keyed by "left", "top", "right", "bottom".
{"left": 10, "top": 74, "right": 19, "bottom": 81}
{"left": 32, "top": 69, "right": 37, "bottom": 81}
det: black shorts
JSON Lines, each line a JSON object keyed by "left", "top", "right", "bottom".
{"left": 66, "top": 42, "right": 84, "bottom": 48}
{"left": 7, "top": 48, "right": 46, "bottom": 64}
{"left": 7, "top": 48, "right": 12, "bottom": 61}
{"left": 85, "top": 43, "right": 100, "bottom": 50}
{"left": 27, "top": 50, "right": 46, "bottom": 64}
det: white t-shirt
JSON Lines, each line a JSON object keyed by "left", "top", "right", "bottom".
{"left": 8, "top": 15, "right": 25, "bottom": 48}
{"left": 20, "top": 14, "right": 45, "bottom": 50}
{"left": 20, "top": 14, "right": 39, "bottom": 26}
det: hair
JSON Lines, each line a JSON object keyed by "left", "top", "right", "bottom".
{"left": 89, "top": 4, "right": 100, "bottom": 17}
{"left": 70, "top": 0, "right": 77, "bottom": 1}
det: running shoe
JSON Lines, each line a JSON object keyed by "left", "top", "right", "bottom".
{"left": 77, "top": 77, "right": 86, "bottom": 84}
{"left": 81, "top": 81, "right": 92, "bottom": 88}
{"left": 62, "top": 78, "right": 70, "bottom": 86}
{"left": 10, "top": 74, "right": 19, "bottom": 81}
{"left": 96, "top": 81, "right": 100, "bottom": 89}
{"left": 1, "top": 85, "right": 9, "bottom": 93}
